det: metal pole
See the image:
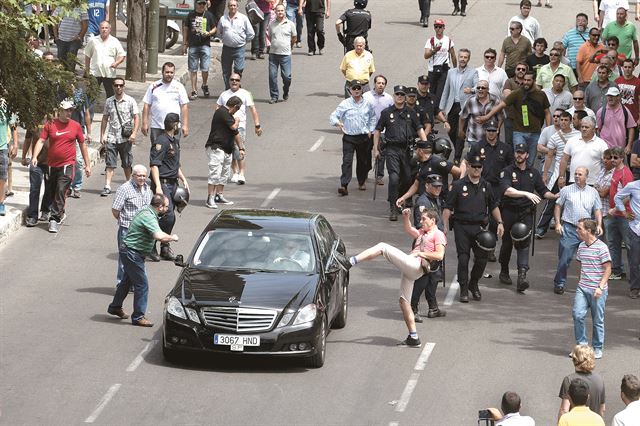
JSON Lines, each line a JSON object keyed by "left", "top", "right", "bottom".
{"left": 147, "top": 0, "right": 159, "bottom": 74}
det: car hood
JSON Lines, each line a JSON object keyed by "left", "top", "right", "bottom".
{"left": 175, "top": 268, "right": 318, "bottom": 310}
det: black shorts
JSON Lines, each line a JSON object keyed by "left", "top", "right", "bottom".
{"left": 105, "top": 142, "right": 133, "bottom": 169}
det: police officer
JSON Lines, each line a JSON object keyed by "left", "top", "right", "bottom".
{"left": 498, "top": 142, "right": 557, "bottom": 292}
{"left": 374, "top": 85, "right": 427, "bottom": 221}
{"left": 149, "top": 113, "right": 190, "bottom": 261}
{"left": 411, "top": 175, "right": 447, "bottom": 321}
{"left": 416, "top": 75, "right": 450, "bottom": 137}
{"left": 406, "top": 87, "right": 429, "bottom": 131}
{"left": 443, "top": 153, "right": 504, "bottom": 302}
{"left": 468, "top": 118, "right": 514, "bottom": 261}
{"left": 335, "top": 0, "right": 371, "bottom": 53}
{"left": 396, "top": 139, "right": 462, "bottom": 208}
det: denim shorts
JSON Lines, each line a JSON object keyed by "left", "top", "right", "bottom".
{"left": 105, "top": 142, "right": 133, "bottom": 169}
{"left": 188, "top": 45, "right": 212, "bottom": 72}
{"left": 232, "top": 127, "right": 246, "bottom": 161}
{"left": 0, "top": 149, "right": 8, "bottom": 180}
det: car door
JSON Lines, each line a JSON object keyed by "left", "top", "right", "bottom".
{"left": 316, "top": 218, "right": 340, "bottom": 320}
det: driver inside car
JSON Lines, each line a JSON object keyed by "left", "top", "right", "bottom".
{"left": 273, "top": 240, "right": 311, "bottom": 270}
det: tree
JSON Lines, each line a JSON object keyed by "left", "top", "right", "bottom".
{"left": 126, "top": 0, "right": 147, "bottom": 82}
{"left": 0, "top": 0, "right": 90, "bottom": 128}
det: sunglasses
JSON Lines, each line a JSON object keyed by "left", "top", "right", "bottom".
{"left": 395, "top": 92, "right": 406, "bottom": 96}
{"left": 573, "top": 97, "right": 584, "bottom": 100}
{"left": 351, "top": 86, "right": 362, "bottom": 90}
{"left": 553, "top": 115, "right": 562, "bottom": 118}
{"left": 434, "top": 25, "right": 444, "bottom": 28}
{"left": 230, "top": 78, "right": 241, "bottom": 82}
{"left": 590, "top": 33, "right": 600, "bottom": 37}
{"left": 470, "top": 165, "right": 483, "bottom": 169}
{"left": 476, "top": 86, "right": 488, "bottom": 90}
{"left": 113, "top": 84, "right": 124, "bottom": 87}
{"left": 486, "top": 129, "right": 498, "bottom": 132}
{"left": 509, "top": 27, "right": 518, "bottom": 31}
{"left": 550, "top": 53, "right": 561, "bottom": 57}
{"left": 516, "top": 67, "right": 526, "bottom": 71}
{"left": 612, "top": 156, "right": 621, "bottom": 160}
{"left": 485, "top": 55, "right": 496, "bottom": 59}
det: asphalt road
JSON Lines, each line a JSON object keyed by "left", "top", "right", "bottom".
{"left": 1, "top": 0, "right": 639, "bottom": 425}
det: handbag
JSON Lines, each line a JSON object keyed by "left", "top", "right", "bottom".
{"left": 114, "top": 99, "right": 133, "bottom": 139}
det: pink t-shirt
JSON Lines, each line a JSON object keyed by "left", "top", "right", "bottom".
{"left": 412, "top": 227, "right": 447, "bottom": 255}
{"left": 596, "top": 104, "right": 636, "bottom": 148}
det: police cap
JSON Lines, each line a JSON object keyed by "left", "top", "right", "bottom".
{"left": 393, "top": 85, "right": 406, "bottom": 95}
{"left": 349, "top": 79, "right": 364, "bottom": 89}
{"left": 426, "top": 174, "right": 444, "bottom": 186}
{"left": 406, "top": 87, "right": 418, "bottom": 96}
{"left": 466, "top": 152, "right": 483, "bottom": 167}
{"left": 483, "top": 118, "right": 499, "bottom": 131}
{"left": 418, "top": 74, "right": 430, "bottom": 84}
{"left": 416, "top": 139, "right": 433, "bottom": 150}
{"left": 514, "top": 142, "right": 528, "bottom": 153}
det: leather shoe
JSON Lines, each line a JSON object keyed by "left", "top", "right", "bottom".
{"left": 148, "top": 250, "right": 161, "bottom": 262}
{"left": 132, "top": 317, "right": 154, "bottom": 327}
{"left": 554, "top": 286, "right": 565, "bottom": 295}
{"left": 107, "top": 308, "right": 130, "bottom": 319}
{"left": 160, "top": 246, "right": 176, "bottom": 261}
{"left": 471, "top": 290, "right": 482, "bottom": 301}
{"left": 427, "top": 308, "right": 446, "bottom": 318}
{"left": 358, "top": 183, "right": 366, "bottom": 191}
{"left": 338, "top": 186, "right": 348, "bottom": 196}
{"left": 499, "top": 271, "right": 512, "bottom": 285}
{"left": 459, "top": 293, "right": 469, "bottom": 303}
{"left": 414, "top": 313, "right": 423, "bottom": 323}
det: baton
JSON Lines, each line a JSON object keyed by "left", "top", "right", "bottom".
{"left": 531, "top": 209, "right": 536, "bottom": 257}
{"left": 373, "top": 157, "right": 378, "bottom": 200}
{"left": 441, "top": 255, "right": 446, "bottom": 288}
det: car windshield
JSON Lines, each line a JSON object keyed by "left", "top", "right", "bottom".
{"left": 192, "top": 229, "right": 316, "bottom": 273}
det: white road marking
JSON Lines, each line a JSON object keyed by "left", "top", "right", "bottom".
{"left": 126, "top": 340, "right": 157, "bottom": 372}
{"left": 395, "top": 372, "right": 420, "bottom": 412}
{"left": 84, "top": 383, "right": 121, "bottom": 423}
{"left": 260, "top": 188, "right": 281, "bottom": 207}
{"left": 443, "top": 274, "right": 459, "bottom": 306}
{"left": 388, "top": 422, "right": 399, "bottom": 426}
{"left": 308, "top": 136, "right": 325, "bottom": 152}
{"left": 413, "top": 342, "right": 436, "bottom": 371}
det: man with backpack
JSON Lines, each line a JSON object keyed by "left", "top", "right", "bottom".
{"left": 595, "top": 86, "right": 636, "bottom": 151}
{"left": 423, "top": 19, "right": 457, "bottom": 107}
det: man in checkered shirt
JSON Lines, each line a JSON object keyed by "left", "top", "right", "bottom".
{"left": 111, "top": 164, "right": 153, "bottom": 283}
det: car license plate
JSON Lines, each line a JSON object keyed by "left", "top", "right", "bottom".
{"left": 214, "top": 334, "right": 260, "bottom": 351}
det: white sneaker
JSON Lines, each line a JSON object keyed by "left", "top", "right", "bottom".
{"left": 215, "top": 194, "right": 234, "bottom": 205}
{"left": 237, "top": 174, "right": 246, "bottom": 185}
{"left": 230, "top": 173, "right": 239, "bottom": 183}
{"left": 205, "top": 195, "right": 218, "bottom": 209}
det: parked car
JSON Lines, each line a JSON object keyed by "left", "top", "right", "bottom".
{"left": 162, "top": 209, "right": 349, "bottom": 368}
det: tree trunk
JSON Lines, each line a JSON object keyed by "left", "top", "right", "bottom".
{"left": 126, "top": 0, "right": 147, "bottom": 82}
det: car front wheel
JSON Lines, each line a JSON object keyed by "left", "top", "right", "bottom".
{"left": 331, "top": 283, "right": 348, "bottom": 329}
{"left": 306, "top": 316, "right": 326, "bottom": 368}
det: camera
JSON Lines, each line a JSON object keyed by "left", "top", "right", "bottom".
{"left": 477, "top": 409, "right": 495, "bottom": 426}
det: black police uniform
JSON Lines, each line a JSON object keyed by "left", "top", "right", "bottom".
{"left": 416, "top": 154, "right": 454, "bottom": 201}
{"left": 376, "top": 100, "right": 423, "bottom": 216}
{"left": 446, "top": 173, "right": 498, "bottom": 300}
{"left": 150, "top": 132, "right": 181, "bottom": 245}
{"left": 498, "top": 162, "right": 548, "bottom": 277}
{"left": 338, "top": 7, "right": 371, "bottom": 52}
{"left": 416, "top": 90, "right": 439, "bottom": 129}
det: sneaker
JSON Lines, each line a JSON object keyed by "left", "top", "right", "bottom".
{"left": 39, "top": 211, "right": 50, "bottom": 222}
{"left": 630, "top": 288, "right": 640, "bottom": 299}
{"left": 160, "top": 245, "right": 176, "bottom": 261}
{"left": 205, "top": 195, "right": 218, "bottom": 209}
{"left": 101, "top": 187, "right": 111, "bottom": 197}
{"left": 25, "top": 217, "right": 38, "bottom": 227}
{"left": 376, "top": 178, "right": 384, "bottom": 186}
{"left": 236, "top": 174, "right": 245, "bottom": 185}
{"left": 48, "top": 220, "right": 60, "bottom": 233}
{"left": 554, "top": 286, "right": 565, "bottom": 295}
{"left": 295, "top": 42, "right": 302, "bottom": 48}
{"left": 609, "top": 272, "right": 625, "bottom": 280}
{"left": 594, "top": 348, "right": 603, "bottom": 359}
{"left": 535, "top": 232, "right": 544, "bottom": 239}
{"left": 398, "top": 335, "right": 422, "bottom": 347}
{"left": 257, "top": 53, "right": 264, "bottom": 59}
{"left": 71, "top": 189, "right": 81, "bottom": 198}
{"left": 251, "top": 53, "right": 257, "bottom": 60}
{"left": 230, "top": 173, "right": 239, "bottom": 183}
{"left": 427, "top": 308, "right": 447, "bottom": 318}
{"left": 268, "top": 99, "right": 278, "bottom": 104}
{"left": 201, "top": 85, "right": 210, "bottom": 98}
{"left": 318, "top": 49, "right": 324, "bottom": 55}
{"left": 189, "top": 91, "right": 198, "bottom": 100}
{"left": 307, "top": 51, "right": 315, "bottom": 56}
{"left": 413, "top": 313, "right": 423, "bottom": 323}
{"left": 214, "top": 194, "right": 234, "bottom": 205}
{"left": 0, "top": 203, "right": 5, "bottom": 216}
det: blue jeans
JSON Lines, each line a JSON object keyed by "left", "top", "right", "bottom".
{"left": 285, "top": 5, "right": 304, "bottom": 42}
{"left": 221, "top": 45, "right": 246, "bottom": 89}
{"left": 72, "top": 142, "right": 84, "bottom": 191}
{"left": 629, "top": 230, "right": 640, "bottom": 290}
{"left": 572, "top": 286, "right": 607, "bottom": 349}
{"left": 268, "top": 54, "right": 292, "bottom": 100}
{"left": 251, "top": 19, "right": 267, "bottom": 55}
{"left": 605, "top": 215, "right": 631, "bottom": 275}
{"left": 109, "top": 247, "right": 149, "bottom": 322}
{"left": 27, "top": 164, "right": 50, "bottom": 219}
{"left": 512, "top": 131, "right": 541, "bottom": 167}
{"left": 554, "top": 222, "right": 581, "bottom": 288}
{"left": 116, "top": 226, "right": 129, "bottom": 286}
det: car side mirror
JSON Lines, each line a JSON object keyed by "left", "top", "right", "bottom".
{"left": 174, "top": 255, "right": 186, "bottom": 267}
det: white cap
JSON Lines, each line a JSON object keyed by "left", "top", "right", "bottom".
{"left": 59, "top": 99, "right": 75, "bottom": 109}
{"left": 606, "top": 87, "right": 621, "bottom": 97}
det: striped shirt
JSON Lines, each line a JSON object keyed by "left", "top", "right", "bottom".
{"left": 562, "top": 27, "right": 589, "bottom": 69}
{"left": 557, "top": 183, "right": 602, "bottom": 226}
{"left": 112, "top": 180, "right": 153, "bottom": 228}
{"left": 614, "top": 179, "right": 640, "bottom": 236}
{"left": 577, "top": 238, "right": 611, "bottom": 291}
{"left": 54, "top": 8, "right": 89, "bottom": 42}
{"left": 594, "top": 167, "right": 613, "bottom": 217}
{"left": 329, "top": 97, "right": 377, "bottom": 135}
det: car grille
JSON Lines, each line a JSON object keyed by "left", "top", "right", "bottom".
{"left": 201, "top": 307, "right": 278, "bottom": 332}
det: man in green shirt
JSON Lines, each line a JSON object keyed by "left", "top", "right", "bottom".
{"left": 107, "top": 194, "right": 179, "bottom": 327}
{"left": 602, "top": 7, "right": 639, "bottom": 63}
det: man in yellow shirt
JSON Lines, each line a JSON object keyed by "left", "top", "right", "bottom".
{"left": 339, "top": 36, "right": 375, "bottom": 97}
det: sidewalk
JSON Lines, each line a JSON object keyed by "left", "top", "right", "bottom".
{"left": 0, "top": 25, "right": 221, "bottom": 245}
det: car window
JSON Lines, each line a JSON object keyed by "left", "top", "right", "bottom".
{"left": 315, "top": 219, "right": 334, "bottom": 264}
{"left": 193, "top": 229, "right": 315, "bottom": 273}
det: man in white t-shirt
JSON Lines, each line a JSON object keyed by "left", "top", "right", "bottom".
{"left": 216, "top": 73, "right": 263, "bottom": 184}
{"left": 141, "top": 62, "right": 190, "bottom": 144}
{"left": 423, "top": 19, "right": 456, "bottom": 106}
{"left": 599, "top": 0, "right": 630, "bottom": 29}
{"left": 84, "top": 21, "right": 126, "bottom": 99}
{"left": 507, "top": 0, "right": 542, "bottom": 45}
{"left": 558, "top": 116, "right": 608, "bottom": 187}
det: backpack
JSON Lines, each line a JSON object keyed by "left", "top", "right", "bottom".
{"left": 599, "top": 102, "right": 629, "bottom": 132}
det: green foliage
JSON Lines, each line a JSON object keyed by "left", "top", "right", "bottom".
{"left": 0, "top": 0, "right": 95, "bottom": 129}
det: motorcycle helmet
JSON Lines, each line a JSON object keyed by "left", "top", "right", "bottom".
{"left": 476, "top": 230, "right": 497, "bottom": 251}
{"left": 173, "top": 187, "right": 190, "bottom": 213}
{"left": 433, "top": 137, "right": 453, "bottom": 160}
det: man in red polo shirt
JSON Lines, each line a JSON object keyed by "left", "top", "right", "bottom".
{"left": 31, "top": 99, "right": 91, "bottom": 233}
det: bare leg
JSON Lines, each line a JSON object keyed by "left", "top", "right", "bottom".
{"left": 123, "top": 166, "right": 132, "bottom": 180}
{"left": 105, "top": 167, "right": 115, "bottom": 188}
{"left": 190, "top": 71, "right": 198, "bottom": 93}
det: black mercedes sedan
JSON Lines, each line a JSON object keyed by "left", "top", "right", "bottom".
{"left": 162, "top": 209, "right": 349, "bottom": 368}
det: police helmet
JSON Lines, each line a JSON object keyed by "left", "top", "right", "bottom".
{"left": 354, "top": 0, "right": 368, "bottom": 8}
{"left": 510, "top": 222, "right": 531, "bottom": 242}
{"left": 476, "top": 230, "right": 497, "bottom": 251}
{"left": 433, "top": 137, "right": 453, "bottom": 160}
{"left": 173, "top": 187, "right": 190, "bottom": 213}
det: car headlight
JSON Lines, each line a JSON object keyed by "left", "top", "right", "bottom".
{"left": 277, "top": 311, "right": 295, "bottom": 328}
{"left": 185, "top": 307, "right": 201, "bottom": 324}
{"left": 292, "top": 303, "right": 317, "bottom": 326}
{"left": 166, "top": 296, "right": 187, "bottom": 320}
